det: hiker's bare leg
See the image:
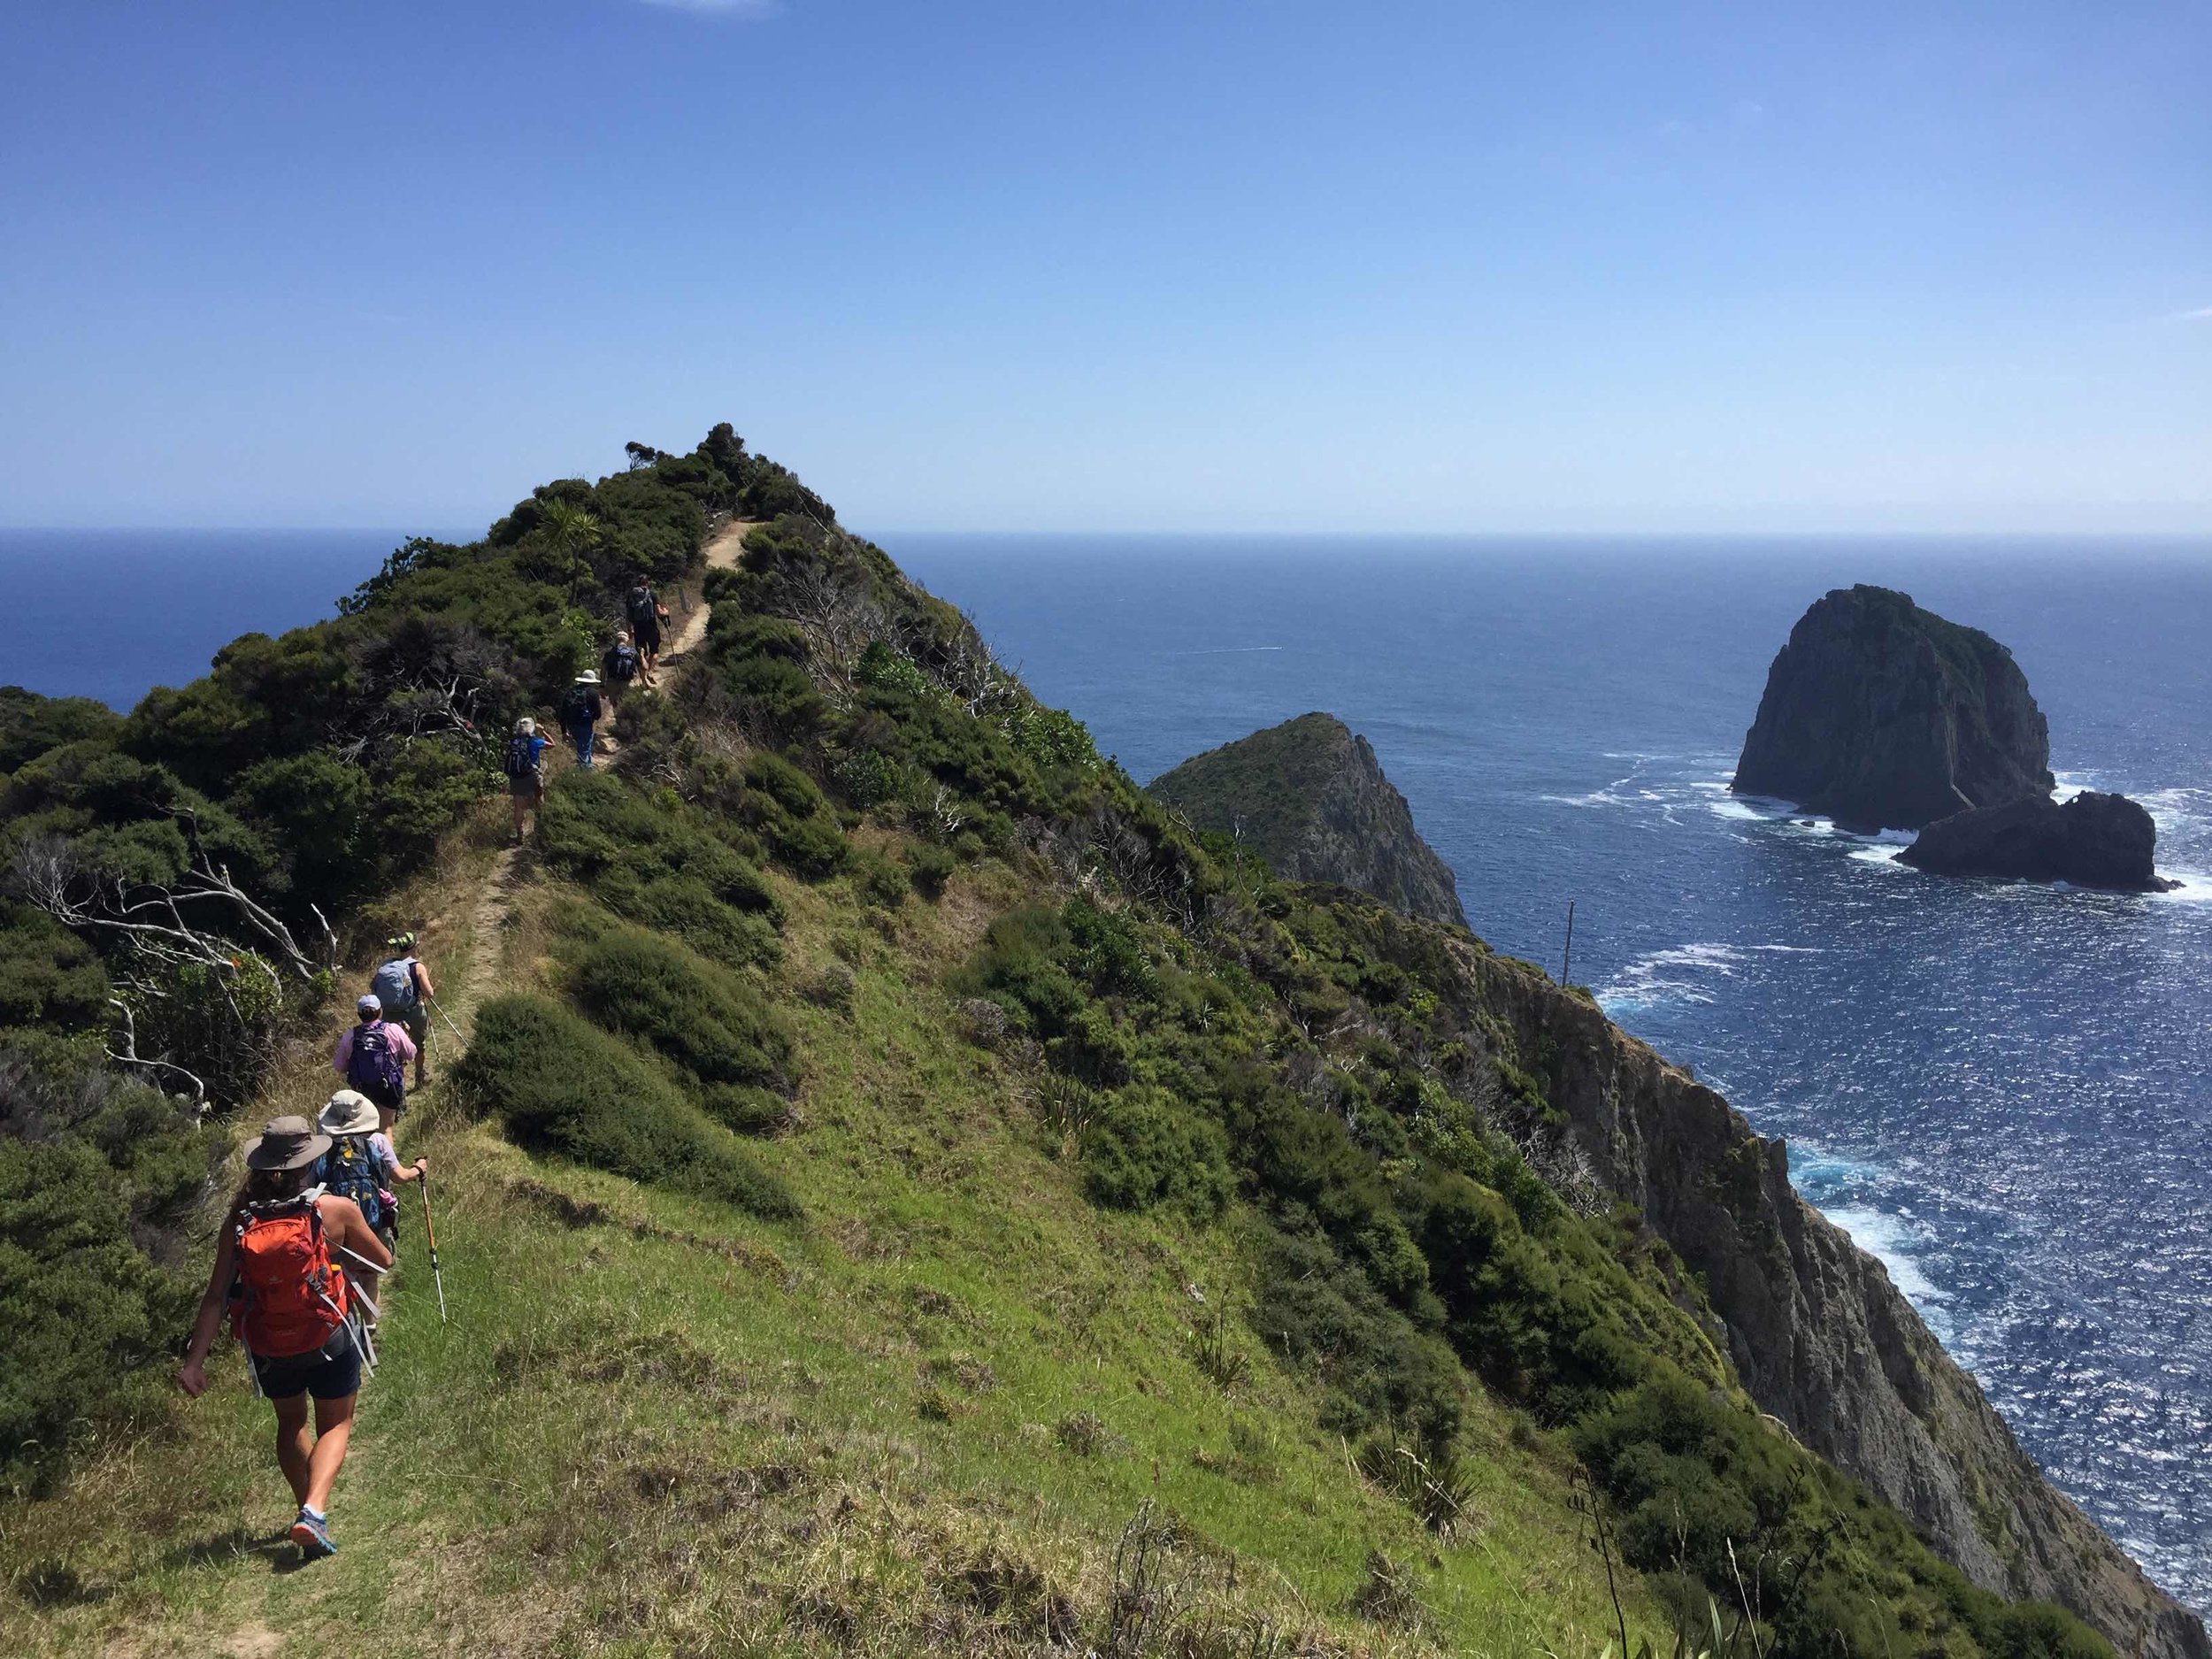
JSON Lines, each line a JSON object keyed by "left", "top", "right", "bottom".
{"left": 303, "top": 1393, "right": 357, "bottom": 1515}
{"left": 273, "top": 1393, "right": 313, "bottom": 1507}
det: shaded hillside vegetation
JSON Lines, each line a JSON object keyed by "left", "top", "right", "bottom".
{"left": 1148, "top": 712, "right": 1469, "bottom": 929}
{"left": 4, "top": 436, "right": 2193, "bottom": 1657}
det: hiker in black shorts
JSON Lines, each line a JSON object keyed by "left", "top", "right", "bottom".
{"left": 178, "top": 1117, "right": 392, "bottom": 1561}
{"left": 624, "top": 576, "right": 667, "bottom": 686}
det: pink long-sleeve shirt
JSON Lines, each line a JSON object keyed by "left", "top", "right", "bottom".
{"left": 333, "top": 1019, "right": 419, "bottom": 1075}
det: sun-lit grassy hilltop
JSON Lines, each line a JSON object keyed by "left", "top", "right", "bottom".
{"left": 1, "top": 435, "right": 2130, "bottom": 1657}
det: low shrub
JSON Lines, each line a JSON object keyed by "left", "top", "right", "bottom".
{"left": 701, "top": 1083, "right": 795, "bottom": 1136}
{"left": 0, "top": 1051, "right": 219, "bottom": 1490}
{"left": 851, "top": 850, "right": 909, "bottom": 910}
{"left": 1080, "top": 1087, "right": 1233, "bottom": 1221}
{"left": 455, "top": 995, "right": 797, "bottom": 1219}
{"left": 905, "top": 842, "right": 958, "bottom": 898}
{"left": 568, "top": 925, "right": 795, "bottom": 1094}
{"left": 539, "top": 768, "right": 784, "bottom": 967}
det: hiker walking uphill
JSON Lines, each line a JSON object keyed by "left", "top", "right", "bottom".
{"left": 503, "top": 716, "right": 549, "bottom": 841}
{"left": 602, "top": 627, "right": 643, "bottom": 703}
{"left": 177, "top": 1117, "right": 393, "bottom": 1562}
{"left": 317, "top": 1089, "right": 425, "bottom": 1258}
{"left": 334, "top": 994, "right": 415, "bottom": 1140}
{"left": 624, "top": 575, "right": 668, "bottom": 686}
{"left": 369, "top": 933, "right": 435, "bottom": 1087}
{"left": 558, "top": 671, "right": 603, "bottom": 769}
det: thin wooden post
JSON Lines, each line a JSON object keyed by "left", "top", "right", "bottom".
{"left": 1559, "top": 901, "right": 1576, "bottom": 987}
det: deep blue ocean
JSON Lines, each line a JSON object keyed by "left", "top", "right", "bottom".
{"left": 0, "top": 530, "right": 423, "bottom": 711}
{"left": 893, "top": 533, "right": 2212, "bottom": 1615}
{"left": 6, "top": 528, "right": 2209, "bottom": 1611}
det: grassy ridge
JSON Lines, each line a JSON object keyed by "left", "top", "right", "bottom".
{"left": 0, "top": 442, "right": 2118, "bottom": 1657}
{"left": 3, "top": 814, "right": 1649, "bottom": 1655}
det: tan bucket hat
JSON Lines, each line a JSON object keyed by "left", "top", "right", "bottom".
{"left": 319, "top": 1090, "right": 380, "bottom": 1137}
{"left": 243, "top": 1115, "right": 331, "bottom": 1171}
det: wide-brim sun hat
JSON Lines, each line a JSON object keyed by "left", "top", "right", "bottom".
{"left": 574, "top": 670, "right": 601, "bottom": 685}
{"left": 244, "top": 1115, "right": 332, "bottom": 1171}
{"left": 319, "top": 1090, "right": 380, "bottom": 1136}
{"left": 516, "top": 717, "right": 537, "bottom": 736}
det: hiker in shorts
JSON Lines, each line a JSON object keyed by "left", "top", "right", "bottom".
{"left": 316, "top": 1089, "right": 424, "bottom": 1319}
{"left": 624, "top": 576, "right": 667, "bottom": 685}
{"left": 602, "top": 627, "right": 643, "bottom": 707}
{"left": 559, "top": 671, "right": 603, "bottom": 769}
{"left": 369, "top": 933, "right": 435, "bottom": 1087}
{"left": 177, "top": 1115, "right": 392, "bottom": 1562}
{"left": 334, "top": 993, "right": 416, "bottom": 1141}
{"left": 503, "top": 717, "right": 548, "bottom": 841}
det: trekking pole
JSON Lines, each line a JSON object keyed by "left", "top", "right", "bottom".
{"left": 420, "top": 1171, "right": 449, "bottom": 1325}
{"left": 426, "top": 994, "right": 468, "bottom": 1047}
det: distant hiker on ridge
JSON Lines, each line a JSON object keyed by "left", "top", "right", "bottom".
{"left": 503, "top": 716, "right": 548, "bottom": 842}
{"left": 602, "top": 627, "right": 643, "bottom": 705}
{"left": 624, "top": 574, "right": 667, "bottom": 685}
{"left": 177, "top": 1116, "right": 393, "bottom": 1562}
{"left": 369, "top": 933, "right": 434, "bottom": 1088}
{"left": 559, "top": 671, "right": 603, "bottom": 770}
{"left": 334, "top": 993, "right": 415, "bottom": 1140}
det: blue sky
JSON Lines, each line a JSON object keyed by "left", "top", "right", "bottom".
{"left": 2, "top": 2, "right": 2206, "bottom": 533}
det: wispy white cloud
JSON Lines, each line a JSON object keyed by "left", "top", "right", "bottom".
{"left": 2177, "top": 305, "right": 2212, "bottom": 321}
{"left": 635, "top": 0, "right": 779, "bottom": 17}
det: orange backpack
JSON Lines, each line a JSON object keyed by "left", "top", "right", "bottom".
{"left": 228, "top": 1194, "right": 350, "bottom": 1357}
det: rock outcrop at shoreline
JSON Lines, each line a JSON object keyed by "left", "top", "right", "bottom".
{"left": 1148, "top": 711, "right": 1469, "bottom": 928}
{"left": 1734, "top": 585, "right": 2054, "bottom": 832}
{"left": 1901, "top": 790, "right": 2179, "bottom": 891}
{"left": 1449, "top": 941, "right": 2212, "bottom": 1659}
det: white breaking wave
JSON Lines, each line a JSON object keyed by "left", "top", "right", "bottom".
{"left": 1596, "top": 941, "right": 1819, "bottom": 1014}
{"left": 1707, "top": 797, "right": 1780, "bottom": 822}
{"left": 1818, "top": 1204, "right": 1955, "bottom": 1340}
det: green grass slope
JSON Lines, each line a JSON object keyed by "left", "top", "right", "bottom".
{"left": 1, "top": 446, "right": 2118, "bottom": 1659}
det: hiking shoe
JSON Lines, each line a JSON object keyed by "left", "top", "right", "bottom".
{"left": 289, "top": 1509, "right": 338, "bottom": 1559}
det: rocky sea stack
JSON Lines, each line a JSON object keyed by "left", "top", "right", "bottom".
{"left": 1900, "top": 791, "right": 2178, "bottom": 892}
{"left": 1734, "top": 585, "right": 2054, "bottom": 832}
{"left": 1147, "top": 711, "right": 1468, "bottom": 927}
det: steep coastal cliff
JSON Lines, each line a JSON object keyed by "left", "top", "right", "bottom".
{"left": 1735, "top": 586, "right": 2054, "bottom": 831}
{"left": 1447, "top": 949, "right": 2209, "bottom": 1659}
{"left": 1148, "top": 712, "right": 1469, "bottom": 928}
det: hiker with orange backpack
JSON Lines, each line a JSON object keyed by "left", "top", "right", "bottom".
{"left": 177, "top": 1116, "right": 393, "bottom": 1561}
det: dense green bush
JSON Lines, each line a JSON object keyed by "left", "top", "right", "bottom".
{"left": 538, "top": 768, "right": 784, "bottom": 968}
{"left": 905, "top": 842, "right": 958, "bottom": 898}
{"left": 0, "top": 906, "right": 108, "bottom": 1031}
{"left": 0, "top": 1051, "right": 219, "bottom": 1490}
{"left": 568, "top": 926, "right": 795, "bottom": 1094}
{"left": 454, "top": 995, "right": 796, "bottom": 1219}
{"left": 1080, "top": 1087, "right": 1233, "bottom": 1220}
{"left": 732, "top": 753, "right": 850, "bottom": 879}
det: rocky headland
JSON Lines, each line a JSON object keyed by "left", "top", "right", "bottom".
{"left": 1454, "top": 942, "right": 2209, "bottom": 1658}
{"left": 1735, "top": 585, "right": 2054, "bottom": 832}
{"left": 1147, "top": 710, "right": 1469, "bottom": 927}
{"left": 1900, "top": 790, "right": 2179, "bottom": 892}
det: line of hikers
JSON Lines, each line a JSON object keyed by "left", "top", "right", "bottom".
{"left": 174, "top": 563, "right": 676, "bottom": 1556}
{"left": 502, "top": 572, "right": 671, "bottom": 840}
{"left": 176, "top": 933, "right": 447, "bottom": 1561}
